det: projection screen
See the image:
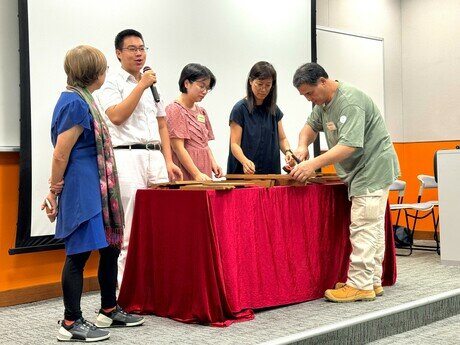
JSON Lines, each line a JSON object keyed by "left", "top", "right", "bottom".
{"left": 14, "top": 0, "right": 312, "bottom": 253}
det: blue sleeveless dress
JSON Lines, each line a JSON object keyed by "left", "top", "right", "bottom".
{"left": 51, "top": 92, "right": 108, "bottom": 255}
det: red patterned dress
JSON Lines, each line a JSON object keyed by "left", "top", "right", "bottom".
{"left": 166, "top": 101, "right": 215, "bottom": 180}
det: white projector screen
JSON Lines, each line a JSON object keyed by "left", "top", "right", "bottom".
{"left": 17, "top": 0, "right": 312, "bottom": 249}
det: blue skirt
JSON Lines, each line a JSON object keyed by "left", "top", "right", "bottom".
{"left": 64, "top": 212, "right": 108, "bottom": 255}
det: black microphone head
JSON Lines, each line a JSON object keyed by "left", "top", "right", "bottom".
{"left": 142, "top": 65, "right": 160, "bottom": 102}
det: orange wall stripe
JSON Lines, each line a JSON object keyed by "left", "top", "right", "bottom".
{"left": 0, "top": 153, "right": 98, "bottom": 292}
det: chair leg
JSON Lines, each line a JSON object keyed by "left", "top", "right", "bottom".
{"left": 394, "top": 209, "right": 414, "bottom": 256}
{"left": 408, "top": 210, "right": 419, "bottom": 256}
{"left": 432, "top": 213, "right": 440, "bottom": 255}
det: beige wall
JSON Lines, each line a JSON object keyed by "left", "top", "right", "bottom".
{"left": 401, "top": 0, "right": 460, "bottom": 142}
{"left": 316, "top": 0, "right": 403, "bottom": 141}
{"left": 317, "top": 0, "right": 460, "bottom": 143}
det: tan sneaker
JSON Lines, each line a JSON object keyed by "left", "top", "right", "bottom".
{"left": 335, "top": 282, "right": 384, "bottom": 297}
{"left": 325, "top": 285, "right": 376, "bottom": 302}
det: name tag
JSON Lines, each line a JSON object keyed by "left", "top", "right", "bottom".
{"left": 197, "top": 114, "right": 206, "bottom": 123}
{"left": 326, "top": 121, "right": 337, "bottom": 131}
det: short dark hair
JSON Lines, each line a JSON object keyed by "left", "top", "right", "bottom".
{"left": 114, "top": 29, "right": 144, "bottom": 50}
{"left": 178, "top": 63, "right": 216, "bottom": 93}
{"left": 246, "top": 61, "right": 277, "bottom": 115}
{"left": 293, "top": 62, "right": 329, "bottom": 88}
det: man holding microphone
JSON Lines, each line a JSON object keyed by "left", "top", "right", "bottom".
{"left": 98, "top": 29, "right": 182, "bottom": 286}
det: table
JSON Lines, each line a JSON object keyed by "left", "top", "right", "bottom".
{"left": 118, "top": 184, "right": 396, "bottom": 326}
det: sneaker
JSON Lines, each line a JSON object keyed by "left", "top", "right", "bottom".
{"left": 57, "top": 318, "right": 110, "bottom": 342}
{"left": 325, "top": 285, "right": 376, "bottom": 302}
{"left": 335, "top": 282, "right": 384, "bottom": 297}
{"left": 95, "top": 306, "right": 145, "bottom": 328}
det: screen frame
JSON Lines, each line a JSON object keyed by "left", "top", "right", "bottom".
{"left": 11, "top": 0, "right": 317, "bottom": 254}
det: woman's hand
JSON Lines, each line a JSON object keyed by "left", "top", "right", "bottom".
{"left": 285, "top": 150, "right": 295, "bottom": 165}
{"left": 194, "top": 172, "right": 212, "bottom": 182}
{"left": 41, "top": 192, "right": 58, "bottom": 223}
{"left": 242, "top": 159, "right": 256, "bottom": 174}
{"left": 49, "top": 178, "right": 64, "bottom": 195}
{"left": 212, "top": 164, "right": 223, "bottom": 178}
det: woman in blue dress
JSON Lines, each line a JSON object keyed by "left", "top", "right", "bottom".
{"left": 227, "top": 61, "right": 294, "bottom": 174}
{"left": 42, "top": 45, "right": 144, "bottom": 342}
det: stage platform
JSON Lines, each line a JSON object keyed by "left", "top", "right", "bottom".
{"left": 1, "top": 248, "right": 459, "bottom": 344}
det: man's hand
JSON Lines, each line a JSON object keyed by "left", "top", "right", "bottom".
{"left": 139, "top": 69, "right": 157, "bottom": 90}
{"left": 290, "top": 160, "right": 316, "bottom": 183}
{"left": 294, "top": 146, "right": 310, "bottom": 161}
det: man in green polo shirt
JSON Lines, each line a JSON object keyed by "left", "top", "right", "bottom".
{"left": 291, "top": 62, "right": 400, "bottom": 302}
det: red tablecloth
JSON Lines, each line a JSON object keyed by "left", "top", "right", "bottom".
{"left": 118, "top": 184, "right": 396, "bottom": 326}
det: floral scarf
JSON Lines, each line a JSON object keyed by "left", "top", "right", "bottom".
{"left": 67, "top": 86, "right": 124, "bottom": 248}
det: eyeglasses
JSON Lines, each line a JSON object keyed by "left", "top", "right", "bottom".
{"left": 194, "top": 81, "right": 212, "bottom": 92}
{"left": 121, "top": 46, "right": 149, "bottom": 53}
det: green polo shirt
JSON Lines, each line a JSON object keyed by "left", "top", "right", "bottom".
{"left": 307, "top": 82, "right": 400, "bottom": 197}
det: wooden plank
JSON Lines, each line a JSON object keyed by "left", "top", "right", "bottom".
{"left": 149, "top": 181, "right": 202, "bottom": 189}
{"left": 180, "top": 185, "right": 235, "bottom": 190}
{"left": 225, "top": 174, "right": 292, "bottom": 180}
{"left": 202, "top": 181, "right": 255, "bottom": 187}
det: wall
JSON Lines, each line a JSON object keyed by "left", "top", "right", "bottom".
{"left": 316, "top": 0, "right": 403, "bottom": 141}
{"left": 401, "top": 0, "right": 460, "bottom": 142}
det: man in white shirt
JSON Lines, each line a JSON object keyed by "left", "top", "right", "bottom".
{"left": 97, "top": 29, "right": 182, "bottom": 286}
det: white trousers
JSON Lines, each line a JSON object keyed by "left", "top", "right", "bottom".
{"left": 346, "top": 187, "right": 389, "bottom": 290}
{"left": 114, "top": 149, "right": 168, "bottom": 287}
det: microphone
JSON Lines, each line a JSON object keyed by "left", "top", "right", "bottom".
{"left": 142, "top": 66, "right": 160, "bottom": 103}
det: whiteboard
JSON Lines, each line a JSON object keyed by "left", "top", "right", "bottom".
{"left": 316, "top": 27, "right": 385, "bottom": 151}
{"left": 0, "top": 0, "right": 20, "bottom": 150}
{"left": 23, "top": 0, "right": 311, "bottom": 239}
{"left": 437, "top": 149, "right": 460, "bottom": 265}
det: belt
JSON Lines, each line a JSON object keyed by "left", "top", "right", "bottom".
{"left": 114, "top": 143, "right": 162, "bottom": 150}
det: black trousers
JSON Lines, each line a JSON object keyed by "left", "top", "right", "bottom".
{"left": 62, "top": 246, "right": 120, "bottom": 321}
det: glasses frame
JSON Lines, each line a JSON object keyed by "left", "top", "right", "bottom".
{"left": 193, "top": 80, "right": 212, "bottom": 93}
{"left": 121, "top": 46, "right": 149, "bottom": 53}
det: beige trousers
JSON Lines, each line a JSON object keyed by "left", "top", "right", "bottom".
{"left": 346, "top": 187, "right": 390, "bottom": 291}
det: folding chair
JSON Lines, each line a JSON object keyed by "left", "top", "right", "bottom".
{"left": 389, "top": 177, "right": 440, "bottom": 256}
{"left": 389, "top": 179, "right": 406, "bottom": 226}
{"left": 415, "top": 174, "right": 440, "bottom": 253}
